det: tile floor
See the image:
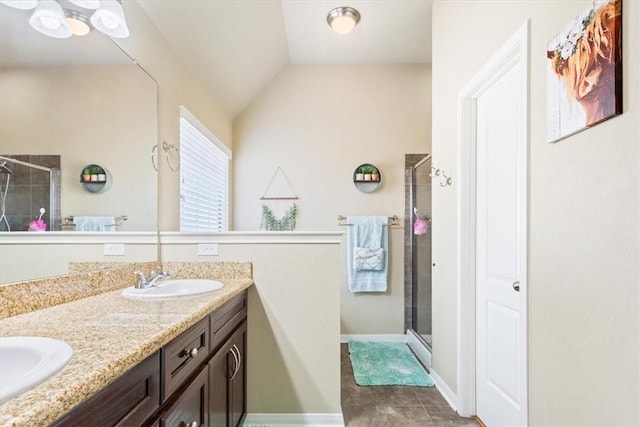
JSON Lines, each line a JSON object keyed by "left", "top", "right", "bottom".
{"left": 341, "top": 343, "right": 478, "bottom": 427}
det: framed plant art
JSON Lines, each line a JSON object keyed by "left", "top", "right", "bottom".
{"left": 547, "top": 0, "right": 622, "bottom": 143}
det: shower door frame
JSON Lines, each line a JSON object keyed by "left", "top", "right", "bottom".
{"left": 404, "top": 154, "right": 432, "bottom": 360}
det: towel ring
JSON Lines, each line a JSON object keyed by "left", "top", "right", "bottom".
{"left": 151, "top": 144, "right": 159, "bottom": 171}
{"left": 151, "top": 141, "right": 180, "bottom": 172}
{"left": 163, "top": 141, "right": 180, "bottom": 172}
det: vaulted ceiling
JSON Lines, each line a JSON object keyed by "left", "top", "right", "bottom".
{"left": 137, "top": 0, "right": 433, "bottom": 118}
{"left": 0, "top": 0, "right": 432, "bottom": 118}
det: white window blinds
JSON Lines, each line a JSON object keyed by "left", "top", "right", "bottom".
{"left": 179, "top": 111, "right": 230, "bottom": 232}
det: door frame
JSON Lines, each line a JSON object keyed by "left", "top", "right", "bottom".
{"left": 456, "top": 21, "right": 529, "bottom": 424}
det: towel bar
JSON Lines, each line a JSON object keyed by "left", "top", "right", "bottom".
{"left": 62, "top": 215, "right": 128, "bottom": 228}
{"left": 337, "top": 215, "right": 400, "bottom": 227}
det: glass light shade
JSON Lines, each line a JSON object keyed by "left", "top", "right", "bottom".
{"left": 29, "top": 0, "right": 72, "bottom": 38}
{"left": 330, "top": 16, "right": 356, "bottom": 34}
{"left": 90, "top": 0, "right": 129, "bottom": 38}
{"left": 327, "top": 6, "right": 360, "bottom": 35}
{"left": 68, "top": 0, "right": 100, "bottom": 9}
{"left": 66, "top": 16, "right": 90, "bottom": 36}
{"left": 0, "top": 0, "right": 37, "bottom": 9}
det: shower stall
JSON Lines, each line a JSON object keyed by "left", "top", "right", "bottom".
{"left": 405, "top": 154, "right": 432, "bottom": 368}
{"left": 0, "top": 155, "right": 60, "bottom": 232}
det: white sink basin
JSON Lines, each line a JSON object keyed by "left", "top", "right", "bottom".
{"left": 121, "top": 279, "right": 224, "bottom": 299}
{"left": 0, "top": 336, "right": 72, "bottom": 404}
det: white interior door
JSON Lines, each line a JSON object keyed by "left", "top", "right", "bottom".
{"left": 475, "top": 58, "right": 527, "bottom": 426}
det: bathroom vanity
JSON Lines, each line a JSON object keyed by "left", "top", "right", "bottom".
{"left": 0, "top": 267, "right": 252, "bottom": 427}
{"left": 50, "top": 291, "right": 247, "bottom": 427}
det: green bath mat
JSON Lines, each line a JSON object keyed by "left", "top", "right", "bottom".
{"left": 348, "top": 341, "right": 434, "bottom": 387}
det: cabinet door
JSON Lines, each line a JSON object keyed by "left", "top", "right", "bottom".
{"left": 229, "top": 324, "right": 246, "bottom": 427}
{"left": 208, "top": 321, "right": 247, "bottom": 427}
{"left": 161, "top": 366, "right": 208, "bottom": 427}
{"left": 208, "top": 339, "right": 231, "bottom": 427}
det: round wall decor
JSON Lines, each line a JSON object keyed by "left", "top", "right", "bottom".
{"left": 353, "top": 163, "right": 381, "bottom": 193}
{"left": 79, "top": 164, "right": 112, "bottom": 194}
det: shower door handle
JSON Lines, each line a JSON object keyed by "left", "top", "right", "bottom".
{"left": 512, "top": 281, "right": 520, "bottom": 292}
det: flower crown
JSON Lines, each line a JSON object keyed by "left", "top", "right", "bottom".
{"left": 547, "top": 0, "right": 610, "bottom": 64}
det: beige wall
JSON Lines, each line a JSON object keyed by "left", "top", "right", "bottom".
{"left": 161, "top": 241, "right": 342, "bottom": 415}
{"left": 0, "top": 242, "right": 156, "bottom": 284}
{"left": 233, "top": 64, "right": 432, "bottom": 334}
{"left": 431, "top": 1, "right": 639, "bottom": 425}
{"left": 1, "top": 2, "right": 233, "bottom": 284}
{"left": 0, "top": 66, "right": 157, "bottom": 231}
{"left": 116, "top": 1, "right": 233, "bottom": 232}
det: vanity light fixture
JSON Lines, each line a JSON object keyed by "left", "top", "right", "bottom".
{"left": 0, "top": 0, "right": 37, "bottom": 9}
{"left": 0, "top": 0, "right": 129, "bottom": 39}
{"left": 327, "top": 6, "right": 360, "bottom": 34}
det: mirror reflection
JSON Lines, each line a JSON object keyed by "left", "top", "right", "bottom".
{"left": 0, "top": 3, "right": 158, "bottom": 283}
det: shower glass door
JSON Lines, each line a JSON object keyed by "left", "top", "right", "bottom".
{"left": 411, "top": 156, "right": 432, "bottom": 349}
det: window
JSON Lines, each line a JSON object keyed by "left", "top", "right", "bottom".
{"left": 179, "top": 106, "right": 231, "bottom": 232}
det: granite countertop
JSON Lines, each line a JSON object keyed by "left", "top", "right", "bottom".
{"left": 0, "top": 278, "right": 253, "bottom": 427}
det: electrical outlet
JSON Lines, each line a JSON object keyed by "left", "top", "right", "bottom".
{"left": 104, "top": 243, "right": 125, "bottom": 256}
{"left": 198, "top": 243, "right": 219, "bottom": 256}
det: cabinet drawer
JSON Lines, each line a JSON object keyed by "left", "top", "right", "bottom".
{"left": 161, "top": 365, "right": 208, "bottom": 427}
{"left": 210, "top": 291, "right": 247, "bottom": 352}
{"left": 162, "top": 317, "right": 209, "bottom": 402}
{"left": 51, "top": 351, "right": 160, "bottom": 427}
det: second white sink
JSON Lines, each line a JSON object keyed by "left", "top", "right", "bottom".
{"left": 0, "top": 336, "right": 73, "bottom": 404}
{"left": 121, "top": 279, "right": 223, "bottom": 299}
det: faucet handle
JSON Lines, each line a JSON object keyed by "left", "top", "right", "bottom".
{"left": 133, "top": 270, "right": 148, "bottom": 288}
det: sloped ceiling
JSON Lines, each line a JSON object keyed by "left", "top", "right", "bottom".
{"left": 138, "top": 0, "right": 432, "bottom": 118}
{"left": 0, "top": 1, "right": 432, "bottom": 117}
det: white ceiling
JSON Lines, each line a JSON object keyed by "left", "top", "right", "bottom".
{"left": 283, "top": 1, "right": 432, "bottom": 64}
{"left": 138, "top": 0, "right": 433, "bottom": 118}
{"left": 0, "top": 1, "right": 432, "bottom": 117}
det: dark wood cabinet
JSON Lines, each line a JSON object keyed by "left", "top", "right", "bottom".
{"left": 50, "top": 351, "right": 160, "bottom": 427}
{"left": 209, "top": 321, "right": 246, "bottom": 427}
{"left": 210, "top": 292, "right": 247, "bottom": 352}
{"left": 229, "top": 324, "right": 246, "bottom": 427}
{"left": 162, "top": 317, "right": 210, "bottom": 402}
{"left": 51, "top": 290, "right": 247, "bottom": 427}
{"left": 161, "top": 366, "right": 208, "bottom": 427}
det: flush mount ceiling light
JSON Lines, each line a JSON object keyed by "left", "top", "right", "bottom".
{"left": 0, "top": 0, "right": 129, "bottom": 39}
{"left": 327, "top": 6, "right": 360, "bottom": 34}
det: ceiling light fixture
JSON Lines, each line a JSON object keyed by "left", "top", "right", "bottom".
{"left": 65, "top": 9, "right": 91, "bottom": 36}
{"left": 327, "top": 6, "right": 360, "bottom": 34}
{"left": 0, "top": 0, "right": 129, "bottom": 39}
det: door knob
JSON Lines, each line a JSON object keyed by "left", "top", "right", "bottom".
{"left": 512, "top": 281, "right": 520, "bottom": 292}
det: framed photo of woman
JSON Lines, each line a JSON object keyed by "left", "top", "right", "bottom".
{"left": 547, "top": 0, "right": 622, "bottom": 143}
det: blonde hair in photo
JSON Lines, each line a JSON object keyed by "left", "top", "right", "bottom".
{"left": 550, "top": 0, "right": 622, "bottom": 105}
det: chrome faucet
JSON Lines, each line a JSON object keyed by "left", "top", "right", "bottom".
{"left": 133, "top": 270, "right": 170, "bottom": 289}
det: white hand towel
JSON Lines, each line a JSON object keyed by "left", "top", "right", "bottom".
{"left": 353, "top": 247, "right": 385, "bottom": 271}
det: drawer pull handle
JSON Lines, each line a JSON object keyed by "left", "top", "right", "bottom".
{"left": 180, "top": 421, "right": 198, "bottom": 427}
{"left": 185, "top": 347, "right": 199, "bottom": 358}
{"left": 230, "top": 344, "right": 241, "bottom": 381}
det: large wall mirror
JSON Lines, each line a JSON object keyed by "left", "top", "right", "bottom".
{"left": 0, "top": 4, "right": 158, "bottom": 284}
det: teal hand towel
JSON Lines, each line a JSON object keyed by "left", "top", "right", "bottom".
{"left": 347, "top": 216, "right": 388, "bottom": 292}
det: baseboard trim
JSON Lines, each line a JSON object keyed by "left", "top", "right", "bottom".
{"left": 430, "top": 369, "right": 458, "bottom": 413}
{"left": 340, "top": 334, "right": 407, "bottom": 343}
{"left": 243, "top": 413, "right": 344, "bottom": 426}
